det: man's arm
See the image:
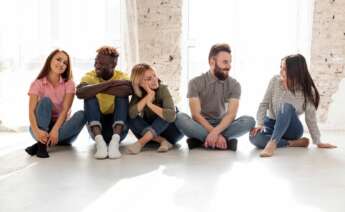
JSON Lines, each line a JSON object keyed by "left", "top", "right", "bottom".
{"left": 76, "top": 80, "right": 132, "bottom": 99}
{"left": 189, "top": 97, "right": 214, "bottom": 132}
{"left": 205, "top": 98, "right": 239, "bottom": 149}
{"left": 76, "top": 81, "right": 112, "bottom": 99}
{"left": 102, "top": 80, "right": 133, "bottom": 96}
{"left": 212, "top": 98, "right": 239, "bottom": 134}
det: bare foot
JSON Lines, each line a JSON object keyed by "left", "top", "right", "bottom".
{"left": 152, "top": 136, "right": 164, "bottom": 144}
{"left": 288, "top": 137, "right": 309, "bottom": 147}
{"left": 157, "top": 138, "right": 173, "bottom": 152}
{"left": 260, "top": 140, "right": 277, "bottom": 157}
{"left": 153, "top": 136, "right": 173, "bottom": 152}
{"left": 126, "top": 142, "right": 143, "bottom": 154}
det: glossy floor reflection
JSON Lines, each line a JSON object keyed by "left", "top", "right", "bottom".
{"left": 0, "top": 129, "right": 344, "bottom": 212}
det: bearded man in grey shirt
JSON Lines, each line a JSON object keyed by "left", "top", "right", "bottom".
{"left": 175, "top": 43, "right": 255, "bottom": 151}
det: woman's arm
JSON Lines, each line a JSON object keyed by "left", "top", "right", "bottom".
{"left": 128, "top": 93, "right": 152, "bottom": 119}
{"left": 256, "top": 77, "right": 275, "bottom": 126}
{"left": 305, "top": 102, "right": 336, "bottom": 148}
{"left": 147, "top": 101, "right": 165, "bottom": 119}
{"left": 305, "top": 102, "right": 321, "bottom": 145}
{"left": 147, "top": 85, "right": 176, "bottom": 123}
{"left": 29, "top": 95, "right": 48, "bottom": 143}
{"left": 48, "top": 93, "right": 74, "bottom": 145}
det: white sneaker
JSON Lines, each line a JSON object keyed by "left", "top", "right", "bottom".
{"left": 108, "top": 134, "right": 122, "bottom": 159}
{"left": 94, "top": 135, "right": 108, "bottom": 159}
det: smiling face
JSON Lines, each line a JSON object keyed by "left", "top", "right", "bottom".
{"left": 94, "top": 54, "right": 117, "bottom": 80}
{"left": 50, "top": 51, "right": 69, "bottom": 75}
{"left": 210, "top": 51, "right": 231, "bottom": 80}
{"left": 140, "top": 68, "right": 159, "bottom": 90}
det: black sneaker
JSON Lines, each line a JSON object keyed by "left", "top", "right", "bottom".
{"left": 186, "top": 138, "right": 203, "bottom": 149}
{"left": 226, "top": 139, "right": 238, "bottom": 151}
{"left": 57, "top": 142, "right": 72, "bottom": 146}
{"left": 36, "top": 142, "right": 50, "bottom": 158}
{"left": 25, "top": 143, "right": 38, "bottom": 156}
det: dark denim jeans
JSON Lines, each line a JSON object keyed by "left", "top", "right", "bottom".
{"left": 128, "top": 114, "right": 183, "bottom": 145}
{"left": 250, "top": 103, "right": 304, "bottom": 149}
{"left": 29, "top": 97, "right": 86, "bottom": 144}
{"left": 175, "top": 112, "right": 255, "bottom": 142}
{"left": 84, "top": 96, "right": 129, "bottom": 143}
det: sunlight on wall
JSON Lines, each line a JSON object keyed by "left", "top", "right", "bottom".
{"left": 181, "top": 0, "right": 314, "bottom": 119}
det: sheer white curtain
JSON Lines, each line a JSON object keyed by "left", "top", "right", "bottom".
{"left": 0, "top": 0, "right": 124, "bottom": 130}
{"left": 182, "top": 0, "right": 315, "bottom": 117}
{"left": 122, "top": 0, "right": 139, "bottom": 72}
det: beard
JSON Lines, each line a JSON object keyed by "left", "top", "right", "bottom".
{"left": 214, "top": 63, "right": 229, "bottom": 81}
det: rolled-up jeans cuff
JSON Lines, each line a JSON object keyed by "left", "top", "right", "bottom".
{"left": 141, "top": 127, "right": 157, "bottom": 138}
{"left": 112, "top": 121, "right": 127, "bottom": 130}
{"left": 88, "top": 121, "right": 102, "bottom": 130}
{"left": 87, "top": 121, "right": 102, "bottom": 140}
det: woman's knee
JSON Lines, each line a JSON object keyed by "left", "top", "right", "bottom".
{"left": 38, "top": 97, "right": 53, "bottom": 108}
{"left": 249, "top": 135, "right": 267, "bottom": 149}
{"left": 74, "top": 110, "right": 87, "bottom": 125}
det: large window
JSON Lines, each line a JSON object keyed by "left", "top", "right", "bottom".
{"left": 0, "top": 0, "right": 124, "bottom": 129}
{"left": 182, "top": 0, "right": 314, "bottom": 116}
{"left": 0, "top": 0, "right": 123, "bottom": 74}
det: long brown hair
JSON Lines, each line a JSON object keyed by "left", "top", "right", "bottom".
{"left": 36, "top": 49, "right": 72, "bottom": 81}
{"left": 283, "top": 54, "right": 320, "bottom": 109}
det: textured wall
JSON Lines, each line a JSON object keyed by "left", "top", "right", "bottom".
{"left": 136, "top": 0, "right": 182, "bottom": 102}
{"left": 310, "top": 0, "right": 345, "bottom": 122}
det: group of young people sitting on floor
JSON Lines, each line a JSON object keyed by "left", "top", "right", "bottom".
{"left": 25, "top": 44, "right": 336, "bottom": 160}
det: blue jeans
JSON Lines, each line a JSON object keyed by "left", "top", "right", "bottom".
{"left": 84, "top": 96, "right": 129, "bottom": 143}
{"left": 29, "top": 97, "right": 86, "bottom": 144}
{"left": 128, "top": 116, "right": 183, "bottom": 144}
{"left": 175, "top": 112, "right": 255, "bottom": 142}
{"left": 249, "top": 103, "right": 304, "bottom": 149}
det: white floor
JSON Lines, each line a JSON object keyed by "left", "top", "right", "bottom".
{"left": 0, "top": 129, "right": 344, "bottom": 212}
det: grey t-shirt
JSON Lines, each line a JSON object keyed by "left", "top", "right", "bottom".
{"left": 187, "top": 71, "right": 241, "bottom": 120}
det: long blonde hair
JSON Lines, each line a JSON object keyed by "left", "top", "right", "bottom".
{"left": 130, "top": 63, "right": 155, "bottom": 97}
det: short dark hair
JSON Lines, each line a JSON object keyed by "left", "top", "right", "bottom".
{"left": 208, "top": 43, "right": 231, "bottom": 62}
{"left": 96, "top": 46, "right": 119, "bottom": 59}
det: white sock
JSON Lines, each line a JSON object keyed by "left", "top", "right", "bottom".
{"left": 108, "top": 134, "right": 121, "bottom": 159}
{"left": 94, "top": 135, "right": 107, "bottom": 159}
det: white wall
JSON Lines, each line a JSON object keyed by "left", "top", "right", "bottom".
{"left": 319, "top": 78, "right": 345, "bottom": 131}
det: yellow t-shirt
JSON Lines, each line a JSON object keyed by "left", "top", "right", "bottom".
{"left": 80, "top": 69, "right": 129, "bottom": 114}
